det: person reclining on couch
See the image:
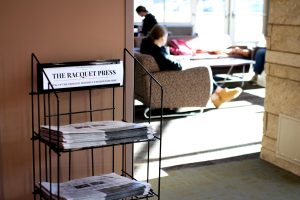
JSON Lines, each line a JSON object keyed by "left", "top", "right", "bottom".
{"left": 225, "top": 36, "right": 266, "bottom": 85}
{"left": 140, "top": 24, "right": 242, "bottom": 108}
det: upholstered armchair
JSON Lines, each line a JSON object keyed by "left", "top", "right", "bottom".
{"left": 134, "top": 53, "right": 213, "bottom": 109}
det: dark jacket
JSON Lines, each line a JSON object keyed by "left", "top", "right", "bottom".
{"left": 140, "top": 37, "right": 182, "bottom": 71}
{"left": 141, "top": 13, "right": 158, "bottom": 36}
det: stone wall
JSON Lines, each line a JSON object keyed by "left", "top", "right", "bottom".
{"left": 260, "top": 0, "right": 300, "bottom": 175}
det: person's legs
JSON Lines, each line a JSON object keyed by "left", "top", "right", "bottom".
{"left": 251, "top": 47, "right": 266, "bottom": 84}
{"left": 253, "top": 48, "right": 266, "bottom": 74}
{"left": 212, "top": 77, "right": 221, "bottom": 92}
{"left": 211, "top": 79, "right": 242, "bottom": 108}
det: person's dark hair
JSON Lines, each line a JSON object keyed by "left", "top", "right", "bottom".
{"left": 136, "top": 5, "right": 147, "bottom": 13}
{"left": 149, "top": 24, "right": 168, "bottom": 40}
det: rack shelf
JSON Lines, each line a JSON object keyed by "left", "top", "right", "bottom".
{"left": 30, "top": 50, "right": 163, "bottom": 200}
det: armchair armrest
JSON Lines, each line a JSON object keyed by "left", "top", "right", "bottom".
{"left": 155, "top": 66, "right": 212, "bottom": 108}
{"left": 142, "top": 66, "right": 213, "bottom": 108}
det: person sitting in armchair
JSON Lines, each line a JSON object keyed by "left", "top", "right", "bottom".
{"left": 140, "top": 24, "right": 242, "bottom": 108}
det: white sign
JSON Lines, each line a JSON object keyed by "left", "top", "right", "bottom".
{"left": 42, "top": 61, "right": 123, "bottom": 90}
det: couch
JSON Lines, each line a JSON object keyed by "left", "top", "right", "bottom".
{"left": 134, "top": 35, "right": 197, "bottom": 50}
{"left": 134, "top": 53, "right": 213, "bottom": 109}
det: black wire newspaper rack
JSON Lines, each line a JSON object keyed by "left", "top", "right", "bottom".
{"left": 30, "top": 49, "right": 163, "bottom": 200}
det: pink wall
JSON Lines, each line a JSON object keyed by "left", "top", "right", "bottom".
{"left": 0, "top": 1, "right": 133, "bottom": 199}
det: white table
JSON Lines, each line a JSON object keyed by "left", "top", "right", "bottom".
{"left": 182, "top": 56, "right": 255, "bottom": 86}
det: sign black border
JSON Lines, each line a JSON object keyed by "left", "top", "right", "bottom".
{"left": 37, "top": 59, "right": 123, "bottom": 93}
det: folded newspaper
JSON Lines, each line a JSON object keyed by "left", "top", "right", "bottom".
{"left": 40, "top": 121, "right": 155, "bottom": 150}
{"left": 48, "top": 134, "right": 154, "bottom": 150}
{"left": 39, "top": 173, "right": 151, "bottom": 200}
{"left": 41, "top": 121, "right": 149, "bottom": 134}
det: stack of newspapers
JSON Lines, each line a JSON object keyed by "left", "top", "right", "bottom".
{"left": 39, "top": 173, "right": 151, "bottom": 200}
{"left": 40, "top": 120, "right": 154, "bottom": 149}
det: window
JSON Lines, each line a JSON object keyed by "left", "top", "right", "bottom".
{"left": 134, "top": 0, "right": 266, "bottom": 45}
{"left": 195, "top": 0, "right": 266, "bottom": 45}
{"left": 195, "top": 0, "right": 226, "bottom": 37}
{"left": 230, "top": 0, "right": 265, "bottom": 44}
{"left": 134, "top": 0, "right": 192, "bottom": 24}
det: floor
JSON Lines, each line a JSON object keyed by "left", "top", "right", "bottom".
{"left": 151, "top": 153, "right": 300, "bottom": 200}
{"left": 132, "top": 72, "right": 299, "bottom": 199}
{"left": 134, "top": 80, "right": 265, "bottom": 180}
